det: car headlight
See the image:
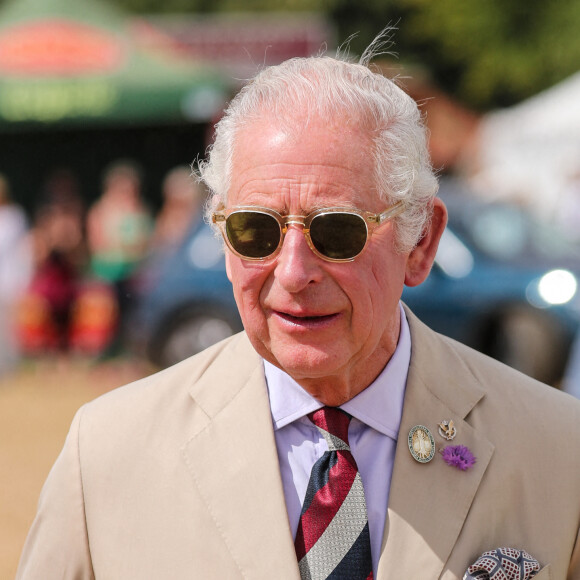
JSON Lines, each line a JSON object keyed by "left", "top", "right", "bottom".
{"left": 536, "top": 269, "right": 578, "bottom": 305}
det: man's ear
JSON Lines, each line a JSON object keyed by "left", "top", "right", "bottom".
{"left": 404, "top": 197, "right": 448, "bottom": 287}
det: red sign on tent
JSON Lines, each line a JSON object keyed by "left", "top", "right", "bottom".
{"left": 0, "top": 20, "right": 125, "bottom": 76}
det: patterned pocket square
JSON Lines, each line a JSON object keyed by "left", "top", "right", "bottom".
{"left": 463, "top": 547, "right": 540, "bottom": 580}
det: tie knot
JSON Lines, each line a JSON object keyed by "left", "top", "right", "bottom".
{"left": 308, "top": 406, "right": 352, "bottom": 451}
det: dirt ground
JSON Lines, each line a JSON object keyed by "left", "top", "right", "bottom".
{"left": 0, "top": 357, "right": 153, "bottom": 578}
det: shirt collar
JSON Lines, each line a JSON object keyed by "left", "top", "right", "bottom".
{"left": 264, "top": 303, "right": 410, "bottom": 440}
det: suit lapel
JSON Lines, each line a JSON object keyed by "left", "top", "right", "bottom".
{"left": 378, "top": 310, "right": 495, "bottom": 579}
{"left": 181, "top": 334, "right": 300, "bottom": 578}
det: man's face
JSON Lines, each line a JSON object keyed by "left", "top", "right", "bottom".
{"left": 225, "top": 116, "right": 416, "bottom": 404}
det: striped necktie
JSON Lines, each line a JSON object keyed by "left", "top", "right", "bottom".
{"left": 294, "top": 406, "right": 373, "bottom": 580}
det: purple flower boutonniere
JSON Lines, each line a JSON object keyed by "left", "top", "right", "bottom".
{"left": 440, "top": 445, "right": 476, "bottom": 471}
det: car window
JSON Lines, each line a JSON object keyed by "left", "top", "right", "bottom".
{"left": 444, "top": 196, "right": 580, "bottom": 266}
{"left": 470, "top": 206, "right": 527, "bottom": 260}
{"left": 435, "top": 229, "right": 474, "bottom": 278}
{"left": 187, "top": 227, "right": 225, "bottom": 270}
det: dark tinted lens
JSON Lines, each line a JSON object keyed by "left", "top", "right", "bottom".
{"left": 226, "top": 211, "right": 281, "bottom": 258}
{"left": 310, "top": 212, "right": 367, "bottom": 259}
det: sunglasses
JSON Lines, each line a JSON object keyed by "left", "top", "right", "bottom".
{"left": 212, "top": 200, "right": 405, "bottom": 262}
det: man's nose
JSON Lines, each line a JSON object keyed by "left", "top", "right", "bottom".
{"left": 274, "top": 225, "right": 323, "bottom": 292}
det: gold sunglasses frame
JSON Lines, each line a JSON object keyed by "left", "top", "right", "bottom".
{"left": 212, "top": 200, "right": 406, "bottom": 262}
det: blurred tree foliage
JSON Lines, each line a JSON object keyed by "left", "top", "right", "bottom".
{"left": 4, "top": 0, "right": 579, "bottom": 110}
{"left": 384, "top": 0, "right": 580, "bottom": 110}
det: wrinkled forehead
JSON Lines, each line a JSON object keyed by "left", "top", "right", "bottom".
{"left": 231, "top": 109, "right": 376, "bottom": 170}
{"left": 227, "top": 112, "right": 380, "bottom": 211}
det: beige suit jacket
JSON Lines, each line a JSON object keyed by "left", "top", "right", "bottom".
{"left": 17, "top": 309, "right": 580, "bottom": 579}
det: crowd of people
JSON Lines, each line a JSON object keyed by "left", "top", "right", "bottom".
{"left": 0, "top": 161, "right": 204, "bottom": 373}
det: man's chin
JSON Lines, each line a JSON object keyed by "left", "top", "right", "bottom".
{"left": 267, "top": 343, "right": 346, "bottom": 382}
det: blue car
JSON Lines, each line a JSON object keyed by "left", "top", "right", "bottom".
{"left": 404, "top": 182, "right": 580, "bottom": 384}
{"left": 130, "top": 180, "right": 580, "bottom": 385}
{"left": 129, "top": 223, "right": 243, "bottom": 368}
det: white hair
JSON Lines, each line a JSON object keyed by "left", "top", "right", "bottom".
{"left": 198, "top": 33, "right": 438, "bottom": 252}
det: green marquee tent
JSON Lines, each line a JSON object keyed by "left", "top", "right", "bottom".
{"left": 0, "top": 0, "right": 231, "bottom": 129}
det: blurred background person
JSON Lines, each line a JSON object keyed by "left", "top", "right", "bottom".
{"left": 150, "top": 165, "right": 205, "bottom": 255}
{"left": 17, "top": 169, "right": 87, "bottom": 356}
{"left": 87, "top": 160, "right": 153, "bottom": 351}
{"left": 87, "top": 160, "right": 152, "bottom": 287}
{"left": 0, "top": 174, "right": 32, "bottom": 373}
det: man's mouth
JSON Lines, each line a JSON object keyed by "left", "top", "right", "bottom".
{"left": 274, "top": 311, "right": 339, "bottom": 326}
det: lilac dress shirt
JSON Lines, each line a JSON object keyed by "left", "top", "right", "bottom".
{"left": 264, "top": 304, "right": 410, "bottom": 575}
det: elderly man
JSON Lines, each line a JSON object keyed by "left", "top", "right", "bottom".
{"left": 18, "top": 43, "right": 580, "bottom": 580}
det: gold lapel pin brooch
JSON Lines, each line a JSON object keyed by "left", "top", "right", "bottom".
{"left": 438, "top": 419, "right": 457, "bottom": 441}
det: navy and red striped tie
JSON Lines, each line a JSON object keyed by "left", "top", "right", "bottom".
{"left": 295, "top": 406, "right": 373, "bottom": 580}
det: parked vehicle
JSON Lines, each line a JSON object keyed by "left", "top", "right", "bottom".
{"left": 403, "top": 181, "right": 580, "bottom": 385}
{"left": 130, "top": 180, "right": 580, "bottom": 385}
{"left": 129, "top": 222, "right": 242, "bottom": 368}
